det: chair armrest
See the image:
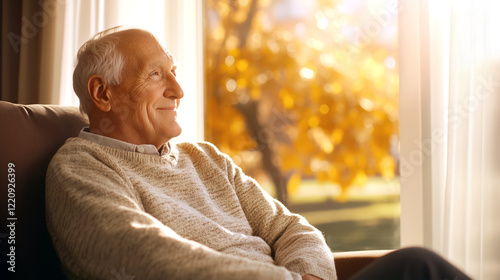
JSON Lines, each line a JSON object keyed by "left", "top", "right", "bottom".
{"left": 333, "top": 250, "right": 391, "bottom": 280}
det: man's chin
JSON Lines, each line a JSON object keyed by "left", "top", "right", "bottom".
{"left": 164, "top": 126, "right": 182, "bottom": 142}
{"left": 173, "top": 125, "right": 182, "bottom": 137}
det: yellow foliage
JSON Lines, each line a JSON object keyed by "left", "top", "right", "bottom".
{"left": 319, "top": 104, "right": 329, "bottom": 115}
{"left": 204, "top": 0, "right": 399, "bottom": 199}
{"left": 287, "top": 173, "right": 302, "bottom": 195}
{"left": 353, "top": 171, "right": 367, "bottom": 186}
{"left": 379, "top": 155, "right": 396, "bottom": 179}
{"left": 331, "top": 81, "right": 343, "bottom": 94}
{"left": 308, "top": 116, "right": 320, "bottom": 128}
{"left": 250, "top": 88, "right": 261, "bottom": 100}
{"left": 236, "top": 59, "right": 249, "bottom": 72}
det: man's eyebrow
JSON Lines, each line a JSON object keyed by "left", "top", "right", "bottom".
{"left": 166, "top": 52, "right": 177, "bottom": 68}
{"left": 144, "top": 56, "right": 175, "bottom": 71}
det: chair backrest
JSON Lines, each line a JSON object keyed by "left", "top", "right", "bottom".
{"left": 0, "top": 101, "right": 88, "bottom": 280}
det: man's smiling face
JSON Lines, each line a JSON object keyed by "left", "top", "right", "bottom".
{"left": 107, "top": 29, "right": 184, "bottom": 148}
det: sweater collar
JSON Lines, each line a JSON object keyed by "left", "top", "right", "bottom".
{"left": 79, "top": 127, "right": 175, "bottom": 158}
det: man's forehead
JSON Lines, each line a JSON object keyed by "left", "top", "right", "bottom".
{"left": 158, "top": 42, "right": 175, "bottom": 62}
{"left": 112, "top": 29, "right": 162, "bottom": 52}
{"left": 155, "top": 41, "right": 176, "bottom": 66}
{"left": 165, "top": 51, "right": 176, "bottom": 66}
{"left": 111, "top": 29, "right": 176, "bottom": 64}
{"left": 145, "top": 47, "right": 176, "bottom": 68}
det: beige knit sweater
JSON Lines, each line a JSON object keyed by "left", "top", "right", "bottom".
{"left": 46, "top": 138, "right": 336, "bottom": 280}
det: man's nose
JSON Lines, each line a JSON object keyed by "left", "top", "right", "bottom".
{"left": 165, "top": 74, "right": 184, "bottom": 99}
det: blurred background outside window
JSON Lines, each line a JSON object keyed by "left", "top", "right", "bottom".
{"left": 204, "top": 0, "right": 400, "bottom": 252}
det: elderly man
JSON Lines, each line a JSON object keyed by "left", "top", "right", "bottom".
{"left": 46, "top": 27, "right": 335, "bottom": 280}
{"left": 46, "top": 27, "right": 471, "bottom": 280}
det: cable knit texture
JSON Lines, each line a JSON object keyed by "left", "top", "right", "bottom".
{"left": 46, "top": 138, "right": 337, "bottom": 280}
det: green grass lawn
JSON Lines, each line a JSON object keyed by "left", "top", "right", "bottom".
{"left": 284, "top": 177, "right": 401, "bottom": 252}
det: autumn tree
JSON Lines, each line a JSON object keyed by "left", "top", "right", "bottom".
{"left": 204, "top": 0, "right": 399, "bottom": 206}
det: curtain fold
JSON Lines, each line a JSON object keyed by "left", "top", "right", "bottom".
{"left": 38, "top": 0, "right": 67, "bottom": 105}
{"left": 1, "top": 0, "right": 42, "bottom": 103}
{"left": 17, "top": 0, "right": 44, "bottom": 104}
{"left": 425, "top": 0, "right": 500, "bottom": 278}
{"left": 1, "top": 0, "right": 68, "bottom": 104}
{"left": 1, "top": 0, "right": 22, "bottom": 102}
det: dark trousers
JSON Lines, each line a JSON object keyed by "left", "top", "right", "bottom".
{"left": 350, "top": 247, "right": 472, "bottom": 280}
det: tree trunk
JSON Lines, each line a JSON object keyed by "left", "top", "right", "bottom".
{"left": 237, "top": 101, "right": 289, "bottom": 205}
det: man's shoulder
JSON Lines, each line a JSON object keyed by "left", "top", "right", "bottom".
{"left": 49, "top": 137, "right": 111, "bottom": 169}
{"left": 54, "top": 137, "right": 99, "bottom": 156}
{"left": 175, "top": 141, "right": 220, "bottom": 153}
{"left": 175, "top": 141, "right": 231, "bottom": 162}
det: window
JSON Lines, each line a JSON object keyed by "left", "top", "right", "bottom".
{"left": 204, "top": 0, "right": 400, "bottom": 251}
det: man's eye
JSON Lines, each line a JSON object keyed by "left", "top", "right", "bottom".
{"left": 151, "top": 71, "right": 159, "bottom": 76}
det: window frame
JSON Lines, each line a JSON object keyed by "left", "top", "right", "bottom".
{"left": 164, "top": 0, "right": 205, "bottom": 144}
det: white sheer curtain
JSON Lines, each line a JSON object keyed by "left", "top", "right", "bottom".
{"left": 399, "top": 0, "right": 500, "bottom": 279}
{"left": 45, "top": 0, "right": 204, "bottom": 142}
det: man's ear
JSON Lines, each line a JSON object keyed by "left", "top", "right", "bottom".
{"left": 88, "top": 74, "right": 112, "bottom": 112}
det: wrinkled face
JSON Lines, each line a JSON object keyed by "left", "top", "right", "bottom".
{"left": 108, "top": 30, "right": 184, "bottom": 148}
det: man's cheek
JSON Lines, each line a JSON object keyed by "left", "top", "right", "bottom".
{"left": 113, "top": 99, "right": 132, "bottom": 120}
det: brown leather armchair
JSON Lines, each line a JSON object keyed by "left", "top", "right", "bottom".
{"left": 0, "top": 101, "right": 387, "bottom": 279}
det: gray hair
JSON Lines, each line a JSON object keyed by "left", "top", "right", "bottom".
{"left": 73, "top": 26, "right": 126, "bottom": 116}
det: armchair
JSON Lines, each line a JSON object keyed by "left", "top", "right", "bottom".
{"left": 0, "top": 101, "right": 387, "bottom": 279}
